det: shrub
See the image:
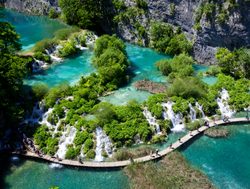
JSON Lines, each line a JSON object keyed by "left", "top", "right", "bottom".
{"left": 85, "top": 149, "right": 95, "bottom": 159}
{"left": 58, "top": 41, "right": 78, "bottom": 57}
{"left": 65, "top": 146, "right": 80, "bottom": 159}
{"left": 33, "top": 52, "right": 51, "bottom": 63}
{"left": 54, "top": 27, "right": 80, "bottom": 41}
{"left": 32, "top": 83, "right": 49, "bottom": 100}
{"left": 33, "top": 38, "right": 57, "bottom": 53}
{"left": 48, "top": 8, "right": 59, "bottom": 19}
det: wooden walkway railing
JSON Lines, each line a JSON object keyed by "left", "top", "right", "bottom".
{"left": 13, "top": 117, "right": 249, "bottom": 168}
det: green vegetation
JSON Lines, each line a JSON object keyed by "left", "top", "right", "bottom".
{"left": 150, "top": 22, "right": 192, "bottom": 56}
{"left": 58, "top": 0, "right": 104, "bottom": 30}
{"left": 125, "top": 152, "right": 215, "bottom": 189}
{"left": 48, "top": 8, "right": 59, "bottom": 19}
{"left": 216, "top": 47, "right": 250, "bottom": 79}
{"left": 156, "top": 53, "right": 194, "bottom": 80}
{"left": 0, "top": 22, "right": 31, "bottom": 137}
{"left": 92, "top": 35, "right": 129, "bottom": 88}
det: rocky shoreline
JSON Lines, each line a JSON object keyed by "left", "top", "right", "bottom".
{"left": 133, "top": 80, "right": 167, "bottom": 94}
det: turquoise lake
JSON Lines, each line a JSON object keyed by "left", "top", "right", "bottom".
{"left": 0, "top": 9, "right": 67, "bottom": 50}
{"left": 2, "top": 8, "right": 249, "bottom": 189}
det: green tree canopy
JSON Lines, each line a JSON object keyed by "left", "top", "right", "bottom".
{"left": 0, "top": 22, "right": 21, "bottom": 53}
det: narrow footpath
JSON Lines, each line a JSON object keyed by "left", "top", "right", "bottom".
{"left": 13, "top": 117, "right": 249, "bottom": 168}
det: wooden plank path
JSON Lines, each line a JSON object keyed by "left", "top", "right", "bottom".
{"left": 13, "top": 117, "right": 249, "bottom": 168}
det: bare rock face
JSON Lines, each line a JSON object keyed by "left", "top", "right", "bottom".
{"left": 3, "top": 0, "right": 59, "bottom": 15}
{"left": 3, "top": 0, "right": 250, "bottom": 64}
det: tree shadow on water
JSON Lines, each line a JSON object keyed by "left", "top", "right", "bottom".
{"left": 0, "top": 154, "right": 26, "bottom": 189}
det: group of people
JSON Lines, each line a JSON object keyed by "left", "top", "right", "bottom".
{"left": 22, "top": 133, "right": 43, "bottom": 157}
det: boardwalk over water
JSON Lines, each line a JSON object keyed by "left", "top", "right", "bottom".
{"left": 13, "top": 117, "right": 249, "bottom": 168}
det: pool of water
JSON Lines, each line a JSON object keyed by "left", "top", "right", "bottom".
{"left": 24, "top": 51, "right": 95, "bottom": 88}
{"left": 181, "top": 123, "right": 250, "bottom": 189}
{"left": 0, "top": 157, "right": 129, "bottom": 189}
{"left": 0, "top": 9, "right": 67, "bottom": 50}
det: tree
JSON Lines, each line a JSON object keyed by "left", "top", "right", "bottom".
{"left": 59, "top": 0, "right": 103, "bottom": 29}
{"left": 0, "top": 22, "right": 21, "bottom": 53}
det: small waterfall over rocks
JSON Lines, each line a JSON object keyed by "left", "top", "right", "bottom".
{"left": 94, "top": 127, "right": 113, "bottom": 162}
{"left": 45, "top": 45, "right": 63, "bottom": 62}
{"left": 143, "top": 108, "right": 161, "bottom": 134}
{"left": 56, "top": 126, "right": 77, "bottom": 159}
{"left": 189, "top": 103, "right": 197, "bottom": 121}
{"left": 162, "top": 101, "right": 185, "bottom": 132}
{"left": 217, "top": 89, "right": 235, "bottom": 118}
{"left": 196, "top": 102, "right": 206, "bottom": 118}
{"left": 32, "top": 59, "right": 49, "bottom": 73}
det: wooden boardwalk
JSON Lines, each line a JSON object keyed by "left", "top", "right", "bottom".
{"left": 13, "top": 117, "right": 249, "bottom": 168}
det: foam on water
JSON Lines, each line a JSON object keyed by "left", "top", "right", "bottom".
{"left": 162, "top": 101, "right": 185, "bottom": 132}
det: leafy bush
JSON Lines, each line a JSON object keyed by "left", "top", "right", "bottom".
{"left": 74, "top": 131, "right": 89, "bottom": 146}
{"left": 33, "top": 38, "right": 57, "bottom": 53}
{"left": 65, "top": 146, "right": 80, "bottom": 159}
{"left": 167, "top": 77, "right": 207, "bottom": 100}
{"left": 86, "top": 149, "right": 96, "bottom": 159}
{"left": 58, "top": 41, "right": 78, "bottom": 57}
{"left": 150, "top": 22, "right": 192, "bottom": 56}
{"left": 32, "top": 83, "right": 49, "bottom": 100}
{"left": 33, "top": 52, "right": 51, "bottom": 63}
{"left": 156, "top": 53, "right": 194, "bottom": 80}
{"left": 83, "top": 138, "right": 94, "bottom": 154}
{"left": 48, "top": 8, "right": 59, "bottom": 19}
{"left": 54, "top": 27, "right": 80, "bottom": 41}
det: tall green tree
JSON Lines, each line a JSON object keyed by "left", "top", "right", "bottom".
{"left": 59, "top": 0, "right": 103, "bottom": 29}
{"left": 0, "top": 22, "right": 29, "bottom": 135}
{"left": 0, "top": 22, "right": 21, "bottom": 53}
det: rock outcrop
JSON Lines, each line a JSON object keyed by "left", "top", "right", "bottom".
{"left": 2, "top": 0, "right": 59, "bottom": 15}
{"left": 3, "top": 0, "right": 250, "bottom": 64}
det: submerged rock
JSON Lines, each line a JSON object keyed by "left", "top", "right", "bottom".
{"left": 134, "top": 80, "right": 167, "bottom": 94}
{"left": 204, "top": 127, "right": 229, "bottom": 138}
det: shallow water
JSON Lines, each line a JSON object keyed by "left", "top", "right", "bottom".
{"left": 0, "top": 9, "right": 67, "bottom": 50}
{"left": 24, "top": 51, "right": 95, "bottom": 88}
{"left": 182, "top": 123, "right": 250, "bottom": 189}
{"left": 1, "top": 157, "right": 128, "bottom": 189}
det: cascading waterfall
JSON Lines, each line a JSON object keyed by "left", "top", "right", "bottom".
{"left": 94, "top": 127, "right": 113, "bottom": 162}
{"left": 32, "top": 59, "right": 48, "bottom": 72}
{"left": 55, "top": 126, "right": 77, "bottom": 159}
{"left": 196, "top": 102, "right": 206, "bottom": 118}
{"left": 45, "top": 45, "right": 62, "bottom": 62}
{"left": 162, "top": 101, "right": 185, "bottom": 132}
{"left": 217, "top": 89, "right": 235, "bottom": 118}
{"left": 189, "top": 103, "right": 197, "bottom": 121}
{"left": 143, "top": 108, "right": 161, "bottom": 134}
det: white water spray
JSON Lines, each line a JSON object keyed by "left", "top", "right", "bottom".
{"left": 217, "top": 89, "right": 235, "bottom": 118}
{"left": 94, "top": 127, "right": 113, "bottom": 162}
{"left": 162, "top": 101, "right": 185, "bottom": 132}
{"left": 143, "top": 108, "right": 161, "bottom": 134}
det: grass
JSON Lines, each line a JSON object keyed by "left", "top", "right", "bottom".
{"left": 124, "top": 151, "right": 215, "bottom": 189}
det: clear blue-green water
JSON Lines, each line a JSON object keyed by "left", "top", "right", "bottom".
{"left": 2, "top": 8, "right": 249, "bottom": 189}
{"left": 182, "top": 123, "right": 250, "bottom": 189}
{"left": 0, "top": 9, "right": 67, "bottom": 50}
{"left": 1, "top": 157, "right": 129, "bottom": 189}
{"left": 24, "top": 51, "right": 95, "bottom": 88}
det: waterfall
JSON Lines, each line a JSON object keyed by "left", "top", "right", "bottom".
{"left": 75, "top": 44, "right": 88, "bottom": 51}
{"left": 162, "top": 101, "right": 185, "bottom": 132}
{"left": 143, "top": 108, "right": 161, "bottom": 134}
{"left": 217, "top": 89, "right": 235, "bottom": 118}
{"left": 189, "top": 103, "right": 197, "bottom": 121}
{"left": 39, "top": 108, "right": 54, "bottom": 128}
{"left": 196, "top": 102, "right": 206, "bottom": 118}
{"left": 55, "top": 126, "right": 77, "bottom": 159}
{"left": 94, "top": 127, "right": 113, "bottom": 162}
{"left": 45, "top": 46, "right": 62, "bottom": 62}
